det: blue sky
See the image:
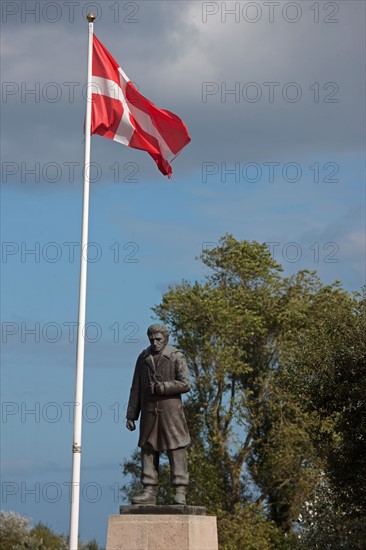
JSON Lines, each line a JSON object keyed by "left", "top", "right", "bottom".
{"left": 1, "top": 1, "right": 365, "bottom": 545}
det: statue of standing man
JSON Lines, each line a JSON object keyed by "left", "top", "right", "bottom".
{"left": 126, "top": 323, "right": 191, "bottom": 505}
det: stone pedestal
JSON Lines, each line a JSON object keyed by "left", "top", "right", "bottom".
{"left": 106, "top": 506, "right": 218, "bottom": 550}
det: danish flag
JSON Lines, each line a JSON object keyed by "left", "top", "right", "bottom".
{"left": 90, "top": 35, "right": 191, "bottom": 178}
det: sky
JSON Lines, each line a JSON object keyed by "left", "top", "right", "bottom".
{"left": 1, "top": 0, "right": 365, "bottom": 546}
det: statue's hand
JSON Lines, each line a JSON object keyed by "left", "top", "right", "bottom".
{"left": 126, "top": 419, "right": 136, "bottom": 431}
{"left": 154, "top": 382, "right": 165, "bottom": 395}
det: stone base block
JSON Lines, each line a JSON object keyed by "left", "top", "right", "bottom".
{"left": 106, "top": 514, "right": 218, "bottom": 550}
{"left": 120, "top": 505, "right": 207, "bottom": 516}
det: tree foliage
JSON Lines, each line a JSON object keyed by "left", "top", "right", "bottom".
{"left": 121, "top": 235, "right": 365, "bottom": 548}
{"left": 278, "top": 285, "right": 366, "bottom": 547}
{"left": 0, "top": 511, "right": 104, "bottom": 550}
{"left": 0, "top": 511, "right": 41, "bottom": 550}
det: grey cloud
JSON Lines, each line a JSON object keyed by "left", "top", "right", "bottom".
{"left": 2, "top": 1, "right": 364, "bottom": 175}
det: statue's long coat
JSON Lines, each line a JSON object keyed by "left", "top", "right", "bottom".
{"left": 126, "top": 344, "right": 191, "bottom": 452}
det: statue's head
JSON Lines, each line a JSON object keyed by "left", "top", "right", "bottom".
{"left": 147, "top": 323, "right": 169, "bottom": 353}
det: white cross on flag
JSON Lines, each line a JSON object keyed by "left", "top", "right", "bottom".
{"left": 90, "top": 35, "right": 191, "bottom": 178}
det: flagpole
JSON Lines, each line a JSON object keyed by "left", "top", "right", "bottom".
{"left": 68, "top": 11, "right": 95, "bottom": 550}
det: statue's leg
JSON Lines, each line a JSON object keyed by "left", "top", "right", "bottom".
{"left": 167, "top": 447, "right": 188, "bottom": 505}
{"left": 131, "top": 447, "right": 159, "bottom": 505}
{"left": 141, "top": 447, "right": 159, "bottom": 486}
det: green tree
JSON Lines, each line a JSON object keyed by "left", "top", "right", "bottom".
{"left": 122, "top": 235, "right": 364, "bottom": 548}
{"left": 278, "top": 287, "right": 366, "bottom": 547}
{"left": 30, "top": 523, "right": 67, "bottom": 549}
{"left": 79, "top": 539, "right": 103, "bottom": 550}
{"left": 0, "top": 511, "right": 41, "bottom": 550}
{"left": 0, "top": 511, "right": 104, "bottom": 550}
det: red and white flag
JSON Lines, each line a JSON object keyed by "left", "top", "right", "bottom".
{"left": 90, "top": 35, "right": 191, "bottom": 178}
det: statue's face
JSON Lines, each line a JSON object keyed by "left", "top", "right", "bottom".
{"left": 149, "top": 332, "right": 167, "bottom": 353}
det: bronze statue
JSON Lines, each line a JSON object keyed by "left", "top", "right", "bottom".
{"left": 126, "top": 323, "right": 191, "bottom": 505}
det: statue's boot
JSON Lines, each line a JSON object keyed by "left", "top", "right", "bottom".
{"left": 131, "top": 485, "right": 157, "bottom": 505}
{"left": 173, "top": 486, "right": 187, "bottom": 505}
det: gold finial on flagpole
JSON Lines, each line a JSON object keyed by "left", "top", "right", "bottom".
{"left": 86, "top": 11, "right": 96, "bottom": 22}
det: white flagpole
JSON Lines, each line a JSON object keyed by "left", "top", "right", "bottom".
{"left": 68, "top": 11, "right": 95, "bottom": 550}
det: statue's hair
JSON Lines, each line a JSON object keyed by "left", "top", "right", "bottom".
{"left": 147, "top": 323, "right": 170, "bottom": 338}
